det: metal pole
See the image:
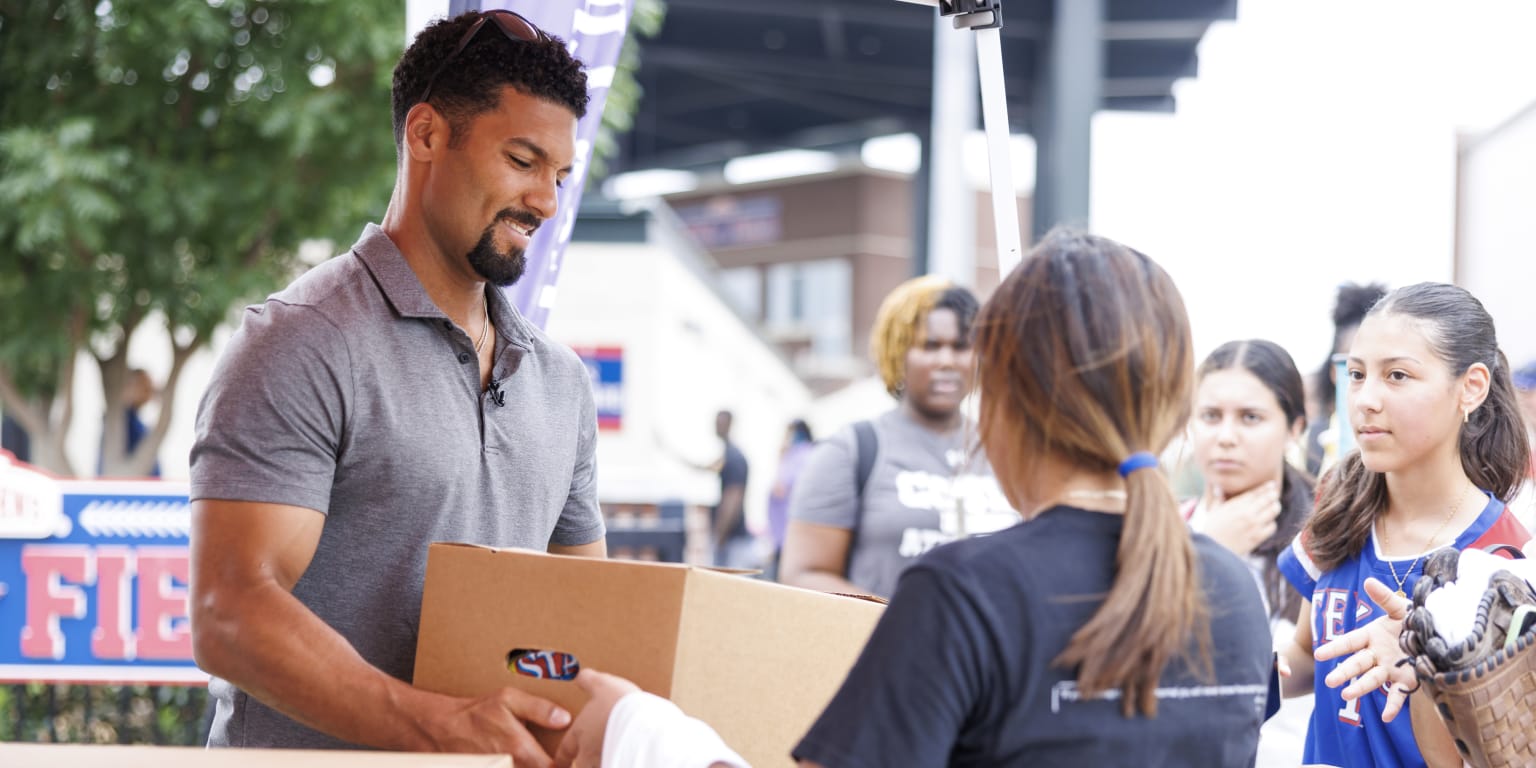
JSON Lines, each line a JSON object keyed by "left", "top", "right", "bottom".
{"left": 926, "top": 17, "right": 978, "bottom": 286}
{"left": 911, "top": 128, "right": 933, "bottom": 277}
{"left": 1039, "top": 0, "right": 1101, "bottom": 234}
{"left": 974, "top": 27, "right": 1021, "bottom": 276}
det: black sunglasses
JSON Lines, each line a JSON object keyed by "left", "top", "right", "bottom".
{"left": 418, "top": 10, "right": 547, "bottom": 104}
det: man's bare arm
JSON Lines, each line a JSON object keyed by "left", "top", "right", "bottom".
{"left": 548, "top": 539, "right": 606, "bottom": 558}
{"left": 190, "top": 499, "right": 569, "bottom": 763}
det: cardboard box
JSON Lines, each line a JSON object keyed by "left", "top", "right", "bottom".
{"left": 0, "top": 743, "right": 510, "bottom": 767}
{"left": 413, "top": 544, "right": 885, "bottom": 767}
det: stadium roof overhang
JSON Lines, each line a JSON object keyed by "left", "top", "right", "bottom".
{"left": 610, "top": 0, "right": 1237, "bottom": 175}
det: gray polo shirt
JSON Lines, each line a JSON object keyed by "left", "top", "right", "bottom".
{"left": 190, "top": 223, "right": 605, "bottom": 749}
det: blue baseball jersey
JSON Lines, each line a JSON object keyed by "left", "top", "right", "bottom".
{"left": 1277, "top": 492, "right": 1530, "bottom": 767}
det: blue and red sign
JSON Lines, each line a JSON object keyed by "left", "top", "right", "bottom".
{"left": 0, "top": 452, "right": 202, "bottom": 684}
{"left": 573, "top": 346, "right": 623, "bottom": 431}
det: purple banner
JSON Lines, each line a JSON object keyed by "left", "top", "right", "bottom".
{"left": 468, "top": 0, "right": 635, "bottom": 329}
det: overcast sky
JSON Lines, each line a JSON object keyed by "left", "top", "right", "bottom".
{"left": 1092, "top": 0, "right": 1536, "bottom": 368}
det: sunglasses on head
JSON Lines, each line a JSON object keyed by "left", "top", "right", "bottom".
{"left": 418, "top": 10, "right": 548, "bottom": 104}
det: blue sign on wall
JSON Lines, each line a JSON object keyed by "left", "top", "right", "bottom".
{"left": 573, "top": 346, "right": 623, "bottom": 430}
{"left": 0, "top": 453, "right": 202, "bottom": 684}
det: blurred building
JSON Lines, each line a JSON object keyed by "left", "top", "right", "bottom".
{"left": 666, "top": 168, "right": 1020, "bottom": 394}
{"left": 1456, "top": 98, "right": 1536, "bottom": 367}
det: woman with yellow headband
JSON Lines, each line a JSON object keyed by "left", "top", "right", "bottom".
{"left": 779, "top": 275, "right": 1016, "bottom": 599}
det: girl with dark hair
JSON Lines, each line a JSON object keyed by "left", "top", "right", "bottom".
{"left": 1187, "top": 340, "right": 1315, "bottom": 767}
{"left": 780, "top": 275, "right": 1016, "bottom": 599}
{"left": 789, "top": 230, "right": 1273, "bottom": 765}
{"left": 1277, "top": 282, "right": 1533, "bottom": 768}
{"left": 1188, "top": 340, "right": 1314, "bottom": 624}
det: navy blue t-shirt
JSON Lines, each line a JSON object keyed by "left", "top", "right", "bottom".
{"left": 794, "top": 506, "right": 1274, "bottom": 767}
{"left": 717, "top": 440, "right": 750, "bottom": 538}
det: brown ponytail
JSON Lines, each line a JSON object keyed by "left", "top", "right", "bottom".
{"left": 975, "top": 229, "right": 1208, "bottom": 716}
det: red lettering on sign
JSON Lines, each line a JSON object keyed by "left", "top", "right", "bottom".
{"left": 13, "top": 543, "right": 193, "bottom": 663}
{"left": 19, "top": 545, "right": 95, "bottom": 660}
{"left": 93, "top": 547, "right": 136, "bottom": 660}
{"left": 135, "top": 547, "right": 191, "bottom": 660}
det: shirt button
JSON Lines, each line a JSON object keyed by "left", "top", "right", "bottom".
{"left": 458, "top": 352, "right": 471, "bottom": 364}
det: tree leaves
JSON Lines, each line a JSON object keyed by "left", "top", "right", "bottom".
{"left": 0, "top": 0, "right": 402, "bottom": 474}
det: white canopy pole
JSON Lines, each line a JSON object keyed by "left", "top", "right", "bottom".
{"left": 974, "top": 27, "right": 1022, "bottom": 277}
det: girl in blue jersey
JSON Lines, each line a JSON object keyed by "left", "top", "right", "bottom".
{"left": 1277, "top": 282, "right": 1532, "bottom": 768}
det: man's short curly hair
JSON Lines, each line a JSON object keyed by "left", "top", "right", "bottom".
{"left": 391, "top": 12, "right": 589, "bottom": 151}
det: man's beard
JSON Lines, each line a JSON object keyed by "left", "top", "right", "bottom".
{"left": 466, "top": 214, "right": 534, "bottom": 287}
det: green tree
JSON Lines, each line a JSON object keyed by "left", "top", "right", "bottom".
{"left": 0, "top": 0, "right": 663, "bottom": 478}
{"left": 0, "top": 0, "right": 402, "bottom": 476}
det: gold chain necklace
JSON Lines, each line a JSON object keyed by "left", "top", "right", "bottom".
{"left": 1378, "top": 485, "right": 1470, "bottom": 597}
{"left": 472, "top": 298, "right": 491, "bottom": 356}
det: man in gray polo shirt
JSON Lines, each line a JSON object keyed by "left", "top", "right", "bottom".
{"left": 188, "top": 11, "right": 605, "bottom": 763}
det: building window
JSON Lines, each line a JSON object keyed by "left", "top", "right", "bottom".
{"left": 718, "top": 267, "right": 763, "bottom": 322}
{"left": 764, "top": 259, "right": 851, "bottom": 358}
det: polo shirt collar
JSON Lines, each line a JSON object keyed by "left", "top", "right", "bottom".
{"left": 351, "top": 223, "right": 537, "bottom": 351}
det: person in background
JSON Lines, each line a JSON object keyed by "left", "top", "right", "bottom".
{"left": 1306, "top": 282, "right": 1387, "bottom": 474}
{"left": 1276, "top": 282, "right": 1532, "bottom": 767}
{"left": 1188, "top": 340, "right": 1313, "bottom": 622}
{"left": 1514, "top": 361, "right": 1536, "bottom": 427}
{"left": 709, "top": 409, "right": 753, "bottom": 569}
{"left": 765, "top": 419, "right": 814, "bottom": 580}
{"left": 779, "top": 275, "right": 1015, "bottom": 599}
{"left": 1185, "top": 339, "right": 1314, "bottom": 767}
{"left": 1, "top": 411, "right": 31, "bottom": 463}
{"left": 1505, "top": 360, "right": 1536, "bottom": 529}
{"left": 99, "top": 368, "right": 162, "bottom": 477}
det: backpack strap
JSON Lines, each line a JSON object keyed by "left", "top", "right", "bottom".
{"left": 840, "top": 420, "right": 880, "bottom": 581}
{"left": 852, "top": 420, "right": 877, "bottom": 501}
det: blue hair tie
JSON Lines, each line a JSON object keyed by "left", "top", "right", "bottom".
{"left": 1117, "top": 451, "right": 1160, "bottom": 478}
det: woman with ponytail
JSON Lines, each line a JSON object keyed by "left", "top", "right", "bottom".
{"left": 789, "top": 230, "right": 1273, "bottom": 766}
{"left": 1276, "top": 282, "right": 1533, "bottom": 768}
{"left": 550, "top": 231, "right": 1275, "bottom": 768}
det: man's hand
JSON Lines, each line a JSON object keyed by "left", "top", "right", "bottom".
{"left": 1314, "top": 577, "right": 1416, "bottom": 721}
{"left": 554, "top": 669, "right": 639, "bottom": 768}
{"left": 422, "top": 687, "right": 572, "bottom": 767}
{"left": 1203, "top": 481, "right": 1282, "bottom": 556}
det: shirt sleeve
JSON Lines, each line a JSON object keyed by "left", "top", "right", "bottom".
{"left": 603, "top": 691, "right": 749, "bottom": 768}
{"left": 793, "top": 564, "right": 990, "bottom": 768}
{"left": 552, "top": 370, "right": 605, "bottom": 546}
{"left": 1275, "top": 532, "right": 1319, "bottom": 599}
{"left": 189, "top": 301, "right": 350, "bottom": 514}
{"left": 787, "top": 428, "right": 861, "bottom": 531}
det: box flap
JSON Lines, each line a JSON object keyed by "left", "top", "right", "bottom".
{"left": 671, "top": 573, "right": 884, "bottom": 767}
{"left": 414, "top": 544, "right": 691, "bottom": 754}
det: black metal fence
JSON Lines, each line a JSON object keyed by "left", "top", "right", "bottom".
{"left": 0, "top": 684, "right": 209, "bottom": 745}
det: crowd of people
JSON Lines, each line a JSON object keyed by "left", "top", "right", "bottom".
{"left": 168, "top": 8, "right": 1536, "bottom": 768}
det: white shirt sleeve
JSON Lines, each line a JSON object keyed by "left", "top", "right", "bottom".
{"left": 603, "top": 691, "right": 752, "bottom": 768}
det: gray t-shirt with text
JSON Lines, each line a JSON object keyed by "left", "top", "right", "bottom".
{"left": 789, "top": 409, "right": 1017, "bottom": 598}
